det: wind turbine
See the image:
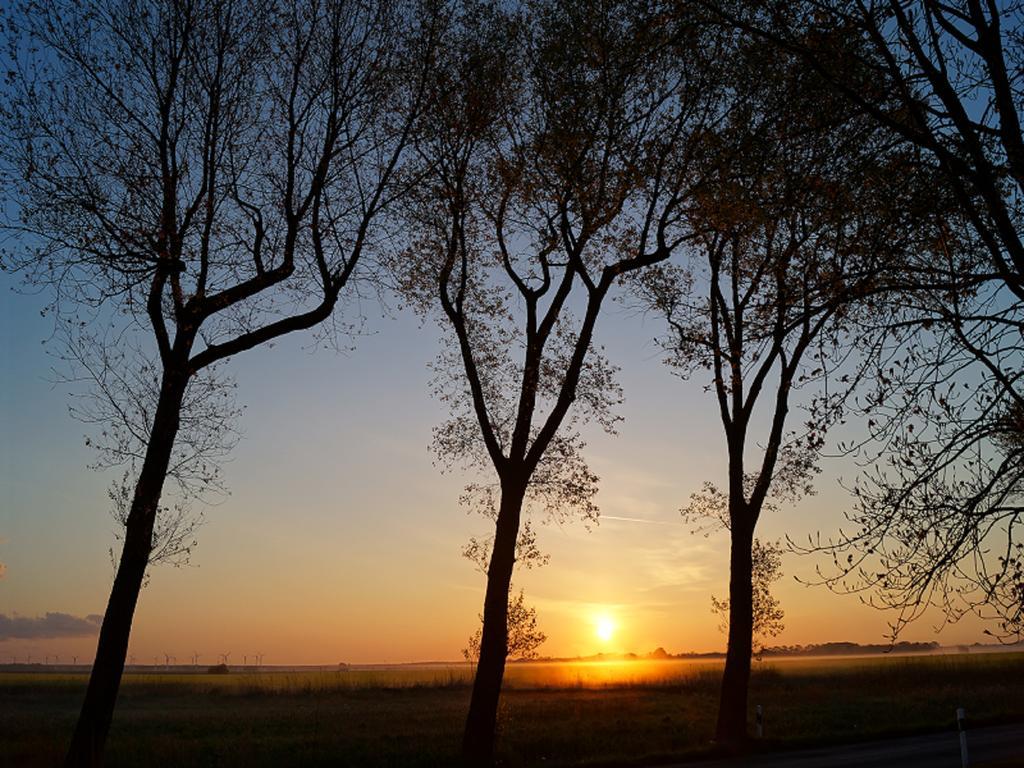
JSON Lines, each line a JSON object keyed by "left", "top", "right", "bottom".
{"left": 220, "top": 652, "right": 231, "bottom": 667}
{"left": 192, "top": 652, "right": 200, "bottom": 668}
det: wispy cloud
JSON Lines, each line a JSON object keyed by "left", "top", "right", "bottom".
{"left": 0, "top": 612, "right": 102, "bottom": 640}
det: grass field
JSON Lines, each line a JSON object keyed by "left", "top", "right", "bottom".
{"left": 3, "top": 653, "right": 1023, "bottom": 767}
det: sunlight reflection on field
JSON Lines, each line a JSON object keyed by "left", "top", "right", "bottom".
{"left": 6, "top": 652, "right": 1021, "bottom": 694}
{"left": 502, "top": 658, "right": 722, "bottom": 687}
{"left": 1, "top": 659, "right": 725, "bottom": 692}
{"left": 308, "top": 658, "right": 728, "bottom": 689}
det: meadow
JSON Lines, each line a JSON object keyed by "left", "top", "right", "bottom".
{"left": 3, "top": 652, "right": 1023, "bottom": 767}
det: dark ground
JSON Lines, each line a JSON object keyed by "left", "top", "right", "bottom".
{"left": 3, "top": 653, "right": 1023, "bottom": 767}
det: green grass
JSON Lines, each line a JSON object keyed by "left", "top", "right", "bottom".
{"left": 3, "top": 653, "right": 1023, "bottom": 767}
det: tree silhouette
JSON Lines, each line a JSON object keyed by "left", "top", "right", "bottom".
{"left": 398, "top": 1, "right": 725, "bottom": 760}
{"left": 461, "top": 523, "right": 548, "bottom": 665}
{"left": 706, "top": 0, "right": 1024, "bottom": 644}
{"left": 711, "top": 539, "right": 785, "bottom": 654}
{"left": 0, "top": 1, "right": 434, "bottom": 764}
{"left": 640, "top": 35, "right": 955, "bottom": 749}
{"left": 683, "top": 485, "right": 786, "bottom": 653}
{"left": 463, "top": 589, "right": 546, "bottom": 664}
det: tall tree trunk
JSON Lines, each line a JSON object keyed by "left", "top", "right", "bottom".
{"left": 462, "top": 479, "right": 526, "bottom": 765}
{"left": 715, "top": 516, "right": 755, "bottom": 752}
{"left": 65, "top": 370, "right": 188, "bottom": 768}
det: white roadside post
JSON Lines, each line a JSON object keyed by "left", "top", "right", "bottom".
{"left": 756, "top": 704, "right": 764, "bottom": 739}
{"left": 957, "top": 707, "right": 969, "bottom": 768}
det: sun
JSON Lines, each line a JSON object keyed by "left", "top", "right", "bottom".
{"left": 595, "top": 616, "right": 615, "bottom": 643}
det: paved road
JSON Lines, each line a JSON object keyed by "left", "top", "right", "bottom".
{"left": 677, "top": 723, "right": 1024, "bottom": 767}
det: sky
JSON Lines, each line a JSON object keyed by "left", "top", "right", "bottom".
{"left": 0, "top": 268, "right": 997, "bottom": 666}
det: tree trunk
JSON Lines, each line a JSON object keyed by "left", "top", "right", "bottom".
{"left": 715, "top": 517, "right": 755, "bottom": 753}
{"left": 65, "top": 371, "right": 188, "bottom": 768}
{"left": 462, "top": 480, "right": 526, "bottom": 765}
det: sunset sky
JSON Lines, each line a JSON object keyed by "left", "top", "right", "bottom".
{"left": 0, "top": 270, "right": 995, "bottom": 666}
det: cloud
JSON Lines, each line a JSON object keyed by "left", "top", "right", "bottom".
{"left": 0, "top": 612, "right": 103, "bottom": 640}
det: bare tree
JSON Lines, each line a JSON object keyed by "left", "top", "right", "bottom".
{"left": 796, "top": 265, "right": 1024, "bottom": 642}
{"left": 0, "top": 1, "right": 434, "bottom": 764}
{"left": 398, "top": 1, "right": 725, "bottom": 761}
{"left": 61, "top": 327, "right": 242, "bottom": 571}
{"left": 640, "top": 36, "right": 955, "bottom": 749}
{"left": 704, "top": 0, "right": 1024, "bottom": 643}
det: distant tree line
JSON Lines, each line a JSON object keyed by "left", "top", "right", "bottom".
{"left": 2, "top": 0, "right": 1022, "bottom": 764}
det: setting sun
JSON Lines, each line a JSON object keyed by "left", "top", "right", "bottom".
{"left": 595, "top": 616, "right": 615, "bottom": 643}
